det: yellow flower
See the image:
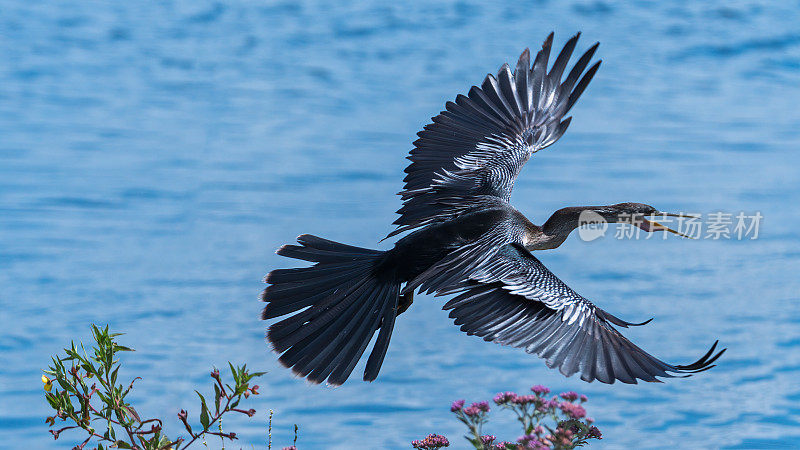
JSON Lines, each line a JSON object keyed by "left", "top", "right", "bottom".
{"left": 42, "top": 375, "right": 53, "bottom": 392}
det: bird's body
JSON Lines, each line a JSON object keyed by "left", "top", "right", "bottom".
{"left": 261, "top": 33, "right": 725, "bottom": 386}
{"left": 381, "top": 206, "right": 516, "bottom": 282}
{"left": 381, "top": 200, "right": 607, "bottom": 283}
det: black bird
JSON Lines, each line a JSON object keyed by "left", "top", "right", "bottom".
{"left": 261, "top": 33, "right": 725, "bottom": 386}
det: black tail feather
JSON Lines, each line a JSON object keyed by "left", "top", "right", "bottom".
{"left": 364, "top": 292, "right": 398, "bottom": 382}
{"left": 262, "top": 235, "right": 400, "bottom": 385}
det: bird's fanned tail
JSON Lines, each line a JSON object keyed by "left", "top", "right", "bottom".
{"left": 262, "top": 235, "right": 400, "bottom": 385}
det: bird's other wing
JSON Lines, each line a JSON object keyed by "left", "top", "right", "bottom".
{"left": 390, "top": 33, "right": 600, "bottom": 238}
{"left": 437, "top": 244, "right": 725, "bottom": 384}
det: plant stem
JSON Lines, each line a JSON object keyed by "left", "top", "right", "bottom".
{"left": 180, "top": 393, "right": 234, "bottom": 449}
{"left": 268, "top": 409, "right": 273, "bottom": 450}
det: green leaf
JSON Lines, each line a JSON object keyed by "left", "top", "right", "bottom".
{"left": 45, "top": 393, "right": 59, "bottom": 409}
{"left": 111, "top": 366, "right": 120, "bottom": 386}
{"left": 234, "top": 383, "right": 247, "bottom": 396}
{"left": 123, "top": 405, "right": 141, "bottom": 423}
{"left": 214, "top": 384, "right": 221, "bottom": 414}
{"left": 196, "top": 391, "right": 210, "bottom": 429}
{"left": 55, "top": 377, "right": 74, "bottom": 393}
{"left": 200, "top": 407, "right": 210, "bottom": 430}
{"left": 116, "top": 441, "right": 132, "bottom": 449}
{"left": 228, "top": 362, "right": 239, "bottom": 386}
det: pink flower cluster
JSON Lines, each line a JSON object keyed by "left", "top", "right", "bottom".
{"left": 480, "top": 434, "right": 496, "bottom": 446}
{"left": 464, "top": 400, "right": 490, "bottom": 417}
{"left": 531, "top": 385, "right": 551, "bottom": 396}
{"left": 452, "top": 399, "right": 490, "bottom": 417}
{"left": 414, "top": 384, "right": 602, "bottom": 449}
{"left": 411, "top": 433, "right": 450, "bottom": 449}
{"left": 519, "top": 433, "right": 551, "bottom": 449}
{"left": 559, "top": 402, "right": 587, "bottom": 419}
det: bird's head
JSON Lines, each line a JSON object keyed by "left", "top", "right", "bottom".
{"left": 591, "top": 202, "right": 693, "bottom": 238}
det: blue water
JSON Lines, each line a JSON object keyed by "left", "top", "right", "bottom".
{"left": 2, "top": 1, "right": 800, "bottom": 448}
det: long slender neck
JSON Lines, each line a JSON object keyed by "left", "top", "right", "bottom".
{"left": 541, "top": 206, "right": 602, "bottom": 238}
{"left": 524, "top": 206, "right": 612, "bottom": 251}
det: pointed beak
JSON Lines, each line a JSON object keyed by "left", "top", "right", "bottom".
{"left": 658, "top": 212, "right": 698, "bottom": 219}
{"left": 638, "top": 212, "right": 696, "bottom": 239}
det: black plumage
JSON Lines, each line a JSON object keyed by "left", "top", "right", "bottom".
{"left": 261, "top": 33, "right": 725, "bottom": 386}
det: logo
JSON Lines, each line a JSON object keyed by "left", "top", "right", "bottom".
{"left": 577, "top": 210, "right": 608, "bottom": 242}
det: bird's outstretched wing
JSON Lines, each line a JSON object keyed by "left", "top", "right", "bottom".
{"left": 421, "top": 243, "right": 725, "bottom": 384}
{"left": 391, "top": 33, "right": 600, "bottom": 237}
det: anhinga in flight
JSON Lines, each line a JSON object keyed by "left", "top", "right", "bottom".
{"left": 261, "top": 33, "right": 725, "bottom": 386}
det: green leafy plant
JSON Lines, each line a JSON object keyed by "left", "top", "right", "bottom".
{"left": 42, "top": 324, "right": 265, "bottom": 449}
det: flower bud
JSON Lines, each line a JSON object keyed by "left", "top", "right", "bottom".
{"left": 450, "top": 399, "right": 465, "bottom": 412}
{"left": 178, "top": 409, "right": 192, "bottom": 434}
{"left": 530, "top": 385, "right": 550, "bottom": 396}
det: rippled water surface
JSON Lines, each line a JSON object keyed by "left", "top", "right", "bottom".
{"left": 2, "top": 1, "right": 800, "bottom": 448}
